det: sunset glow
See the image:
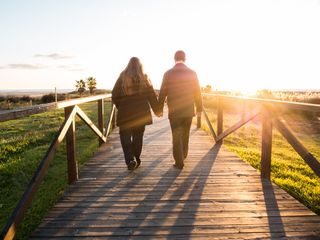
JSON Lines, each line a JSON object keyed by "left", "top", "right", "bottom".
{"left": 1, "top": 0, "right": 320, "bottom": 91}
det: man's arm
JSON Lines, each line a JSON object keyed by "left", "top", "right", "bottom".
{"left": 158, "top": 73, "right": 168, "bottom": 115}
{"left": 146, "top": 85, "right": 161, "bottom": 116}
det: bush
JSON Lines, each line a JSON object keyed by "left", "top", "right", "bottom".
{"left": 41, "top": 94, "right": 55, "bottom": 103}
{"left": 20, "top": 96, "right": 32, "bottom": 102}
{"left": 41, "top": 93, "right": 68, "bottom": 103}
{"left": 7, "top": 96, "right": 20, "bottom": 103}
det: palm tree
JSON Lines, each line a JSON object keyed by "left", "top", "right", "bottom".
{"left": 75, "top": 79, "right": 86, "bottom": 95}
{"left": 86, "top": 77, "right": 97, "bottom": 94}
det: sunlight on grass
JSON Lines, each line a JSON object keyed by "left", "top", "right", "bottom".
{"left": 202, "top": 96, "right": 320, "bottom": 215}
{"left": 0, "top": 101, "right": 112, "bottom": 239}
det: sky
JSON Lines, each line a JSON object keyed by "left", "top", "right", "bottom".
{"left": 0, "top": 0, "right": 320, "bottom": 92}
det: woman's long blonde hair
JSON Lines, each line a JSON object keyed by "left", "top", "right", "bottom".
{"left": 121, "top": 57, "right": 151, "bottom": 96}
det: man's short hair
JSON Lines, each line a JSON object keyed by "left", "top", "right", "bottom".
{"left": 174, "top": 50, "right": 186, "bottom": 62}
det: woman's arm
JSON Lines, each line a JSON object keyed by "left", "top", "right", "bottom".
{"left": 147, "top": 85, "right": 161, "bottom": 116}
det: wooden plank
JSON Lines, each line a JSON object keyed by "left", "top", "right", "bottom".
{"left": 76, "top": 106, "right": 106, "bottom": 142}
{"left": 217, "top": 97, "right": 223, "bottom": 138}
{"left": 274, "top": 117, "right": 320, "bottom": 178}
{"left": 202, "top": 109, "right": 217, "bottom": 140}
{"left": 106, "top": 104, "right": 116, "bottom": 137}
{"left": 30, "top": 109, "right": 320, "bottom": 239}
{"left": 65, "top": 106, "right": 78, "bottom": 184}
{"left": 98, "top": 99, "right": 104, "bottom": 146}
{"left": 196, "top": 115, "right": 201, "bottom": 129}
{"left": 56, "top": 94, "right": 111, "bottom": 109}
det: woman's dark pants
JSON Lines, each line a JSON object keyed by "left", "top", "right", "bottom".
{"left": 119, "top": 126, "right": 145, "bottom": 165}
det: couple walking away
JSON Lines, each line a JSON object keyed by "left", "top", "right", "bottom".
{"left": 112, "top": 50, "right": 203, "bottom": 170}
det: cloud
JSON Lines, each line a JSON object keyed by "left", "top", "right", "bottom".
{"left": 58, "top": 64, "right": 84, "bottom": 71}
{"left": 34, "top": 53, "right": 74, "bottom": 60}
{"left": 0, "top": 64, "right": 48, "bottom": 69}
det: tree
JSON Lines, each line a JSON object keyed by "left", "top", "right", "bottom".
{"left": 202, "top": 84, "right": 212, "bottom": 93}
{"left": 75, "top": 79, "right": 86, "bottom": 95}
{"left": 86, "top": 76, "right": 97, "bottom": 94}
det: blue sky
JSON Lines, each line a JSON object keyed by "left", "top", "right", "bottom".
{"left": 1, "top": 0, "right": 320, "bottom": 92}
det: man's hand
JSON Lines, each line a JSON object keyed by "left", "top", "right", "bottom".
{"left": 196, "top": 112, "right": 202, "bottom": 117}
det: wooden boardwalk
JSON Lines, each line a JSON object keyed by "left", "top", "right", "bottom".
{"left": 32, "top": 115, "right": 320, "bottom": 239}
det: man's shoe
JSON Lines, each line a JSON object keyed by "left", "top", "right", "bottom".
{"left": 127, "top": 160, "right": 137, "bottom": 170}
{"left": 173, "top": 163, "right": 184, "bottom": 169}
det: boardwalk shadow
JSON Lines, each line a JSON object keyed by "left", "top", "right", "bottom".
{"left": 35, "top": 124, "right": 172, "bottom": 234}
{"left": 109, "top": 141, "right": 221, "bottom": 238}
{"left": 261, "top": 178, "right": 286, "bottom": 239}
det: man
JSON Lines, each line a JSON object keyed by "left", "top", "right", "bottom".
{"left": 159, "top": 50, "right": 203, "bottom": 169}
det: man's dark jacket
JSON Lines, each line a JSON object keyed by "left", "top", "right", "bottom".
{"left": 112, "top": 78, "right": 159, "bottom": 130}
{"left": 159, "top": 63, "right": 203, "bottom": 119}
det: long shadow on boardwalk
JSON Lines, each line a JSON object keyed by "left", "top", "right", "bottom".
{"left": 32, "top": 115, "right": 320, "bottom": 239}
{"left": 109, "top": 143, "right": 221, "bottom": 238}
{"left": 262, "top": 179, "right": 285, "bottom": 239}
{"left": 34, "top": 125, "right": 173, "bottom": 236}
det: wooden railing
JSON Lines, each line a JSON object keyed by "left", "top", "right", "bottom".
{"left": 0, "top": 94, "right": 116, "bottom": 240}
{"left": 198, "top": 94, "right": 320, "bottom": 180}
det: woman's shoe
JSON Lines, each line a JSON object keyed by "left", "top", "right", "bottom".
{"left": 127, "top": 160, "right": 137, "bottom": 170}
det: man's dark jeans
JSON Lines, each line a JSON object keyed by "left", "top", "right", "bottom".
{"left": 169, "top": 117, "right": 193, "bottom": 167}
{"left": 119, "top": 126, "right": 145, "bottom": 165}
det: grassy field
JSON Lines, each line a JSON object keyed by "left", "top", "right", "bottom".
{"left": 0, "top": 101, "right": 112, "bottom": 239}
{"left": 201, "top": 96, "right": 320, "bottom": 215}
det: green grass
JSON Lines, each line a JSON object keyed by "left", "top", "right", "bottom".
{"left": 202, "top": 98, "right": 320, "bottom": 215}
{"left": 0, "top": 102, "right": 111, "bottom": 239}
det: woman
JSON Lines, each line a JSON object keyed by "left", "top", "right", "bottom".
{"left": 112, "top": 57, "right": 160, "bottom": 170}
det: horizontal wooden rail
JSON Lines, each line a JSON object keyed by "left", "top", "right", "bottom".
{"left": 1, "top": 95, "right": 115, "bottom": 240}
{"left": 56, "top": 94, "right": 111, "bottom": 109}
{"left": 198, "top": 93, "right": 320, "bottom": 181}
{"left": 202, "top": 93, "right": 320, "bottom": 113}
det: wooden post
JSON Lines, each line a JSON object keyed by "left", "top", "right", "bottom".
{"left": 98, "top": 99, "right": 104, "bottom": 146}
{"left": 65, "top": 106, "right": 78, "bottom": 184}
{"left": 112, "top": 105, "right": 116, "bottom": 129}
{"left": 241, "top": 99, "right": 246, "bottom": 120}
{"left": 197, "top": 113, "right": 201, "bottom": 129}
{"left": 217, "top": 97, "right": 223, "bottom": 141}
{"left": 261, "top": 107, "right": 272, "bottom": 179}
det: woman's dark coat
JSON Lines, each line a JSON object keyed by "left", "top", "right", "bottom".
{"left": 112, "top": 77, "right": 159, "bottom": 130}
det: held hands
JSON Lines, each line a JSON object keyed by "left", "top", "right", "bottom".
{"left": 156, "top": 111, "right": 163, "bottom": 118}
{"left": 155, "top": 108, "right": 163, "bottom": 118}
